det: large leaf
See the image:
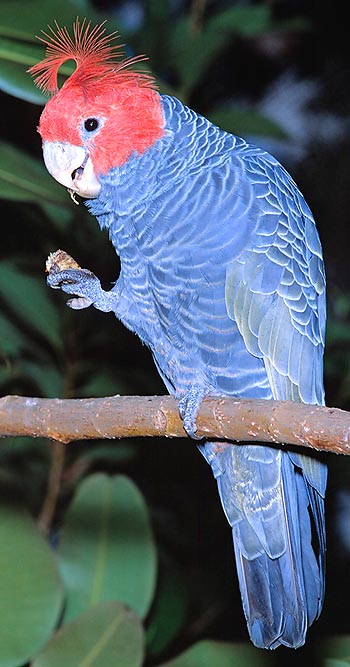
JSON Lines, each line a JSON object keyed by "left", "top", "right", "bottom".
{"left": 0, "top": 260, "right": 61, "bottom": 349}
{"left": 0, "top": 0, "right": 97, "bottom": 42}
{"left": 0, "top": 141, "right": 72, "bottom": 208}
{"left": 0, "top": 34, "right": 78, "bottom": 105}
{"left": 159, "top": 639, "right": 270, "bottom": 667}
{"left": 0, "top": 0, "right": 114, "bottom": 103}
{"left": 0, "top": 503, "right": 64, "bottom": 667}
{"left": 32, "top": 600, "right": 144, "bottom": 667}
{"left": 0, "top": 38, "right": 46, "bottom": 104}
{"left": 58, "top": 473, "right": 157, "bottom": 622}
{"left": 168, "top": 6, "right": 274, "bottom": 97}
{"left": 146, "top": 560, "right": 188, "bottom": 657}
{"left": 169, "top": 17, "right": 230, "bottom": 96}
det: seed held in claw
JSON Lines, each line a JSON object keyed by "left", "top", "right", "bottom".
{"left": 45, "top": 249, "right": 81, "bottom": 274}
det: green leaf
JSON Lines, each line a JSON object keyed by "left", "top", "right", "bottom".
{"left": 0, "top": 260, "right": 61, "bottom": 349}
{"left": 323, "top": 635, "right": 350, "bottom": 667}
{"left": 0, "top": 503, "right": 63, "bottom": 667}
{"left": 0, "top": 0, "right": 98, "bottom": 42}
{"left": 0, "top": 35, "right": 75, "bottom": 104}
{"left": 208, "top": 108, "right": 287, "bottom": 140}
{"left": 41, "top": 202, "right": 74, "bottom": 230}
{"left": 168, "top": 6, "right": 274, "bottom": 97}
{"left": 0, "top": 311, "right": 26, "bottom": 355}
{"left": 0, "top": 141, "right": 71, "bottom": 208}
{"left": 19, "top": 360, "right": 64, "bottom": 396}
{"left": 32, "top": 600, "right": 144, "bottom": 667}
{"left": 0, "top": 2, "right": 118, "bottom": 103}
{"left": 58, "top": 474, "right": 157, "bottom": 622}
{"left": 146, "top": 560, "right": 188, "bottom": 656}
{"left": 0, "top": 58, "right": 46, "bottom": 104}
{"left": 158, "top": 639, "right": 270, "bottom": 667}
{"left": 0, "top": 36, "right": 48, "bottom": 103}
{"left": 169, "top": 17, "right": 229, "bottom": 96}
{"left": 209, "top": 5, "right": 272, "bottom": 36}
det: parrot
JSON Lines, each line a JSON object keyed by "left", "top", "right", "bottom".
{"left": 29, "top": 19, "right": 327, "bottom": 649}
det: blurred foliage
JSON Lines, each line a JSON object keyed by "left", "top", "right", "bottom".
{"left": 0, "top": 0, "right": 349, "bottom": 665}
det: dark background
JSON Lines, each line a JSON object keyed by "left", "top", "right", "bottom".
{"left": 0, "top": 1, "right": 349, "bottom": 665}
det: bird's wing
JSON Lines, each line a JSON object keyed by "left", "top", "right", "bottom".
{"left": 225, "top": 153, "right": 327, "bottom": 495}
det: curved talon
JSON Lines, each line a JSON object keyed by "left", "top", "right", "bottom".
{"left": 66, "top": 296, "right": 93, "bottom": 310}
{"left": 178, "top": 385, "right": 207, "bottom": 440}
{"left": 46, "top": 267, "right": 115, "bottom": 313}
{"left": 183, "top": 415, "right": 203, "bottom": 441}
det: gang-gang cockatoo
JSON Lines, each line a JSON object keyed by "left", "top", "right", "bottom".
{"left": 29, "top": 18, "right": 327, "bottom": 650}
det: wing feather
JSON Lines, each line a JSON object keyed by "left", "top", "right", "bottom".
{"left": 225, "top": 154, "right": 327, "bottom": 495}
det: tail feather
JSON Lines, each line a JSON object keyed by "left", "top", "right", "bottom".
{"left": 202, "top": 441, "right": 325, "bottom": 649}
{"left": 234, "top": 546, "right": 308, "bottom": 649}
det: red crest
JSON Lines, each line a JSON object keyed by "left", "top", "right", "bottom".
{"left": 29, "top": 18, "right": 155, "bottom": 94}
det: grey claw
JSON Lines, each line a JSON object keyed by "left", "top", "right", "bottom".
{"left": 47, "top": 268, "right": 115, "bottom": 313}
{"left": 46, "top": 268, "right": 100, "bottom": 299}
{"left": 178, "top": 385, "right": 207, "bottom": 440}
{"left": 66, "top": 296, "right": 93, "bottom": 310}
{"left": 47, "top": 268, "right": 96, "bottom": 290}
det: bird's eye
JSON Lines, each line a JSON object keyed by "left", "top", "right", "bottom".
{"left": 84, "top": 118, "right": 99, "bottom": 132}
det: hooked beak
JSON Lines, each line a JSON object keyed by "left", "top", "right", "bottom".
{"left": 42, "top": 141, "right": 101, "bottom": 198}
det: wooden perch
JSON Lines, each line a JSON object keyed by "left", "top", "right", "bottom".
{"left": 0, "top": 394, "right": 349, "bottom": 455}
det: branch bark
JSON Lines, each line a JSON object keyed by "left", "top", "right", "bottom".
{"left": 0, "top": 394, "right": 349, "bottom": 455}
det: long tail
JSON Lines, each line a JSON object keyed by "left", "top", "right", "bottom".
{"left": 200, "top": 441, "right": 326, "bottom": 649}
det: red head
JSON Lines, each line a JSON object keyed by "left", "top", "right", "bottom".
{"left": 29, "top": 19, "right": 165, "bottom": 197}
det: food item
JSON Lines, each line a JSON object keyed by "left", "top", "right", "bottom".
{"left": 46, "top": 250, "right": 81, "bottom": 274}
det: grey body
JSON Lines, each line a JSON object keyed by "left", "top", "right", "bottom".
{"left": 52, "top": 94, "right": 327, "bottom": 648}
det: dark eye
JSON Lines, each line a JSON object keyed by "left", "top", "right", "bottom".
{"left": 84, "top": 118, "right": 99, "bottom": 132}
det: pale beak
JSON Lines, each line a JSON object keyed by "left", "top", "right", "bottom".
{"left": 42, "top": 141, "right": 101, "bottom": 198}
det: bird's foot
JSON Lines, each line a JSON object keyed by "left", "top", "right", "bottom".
{"left": 47, "top": 268, "right": 113, "bottom": 312}
{"left": 178, "top": 385, "right": 207, "bottom": 440}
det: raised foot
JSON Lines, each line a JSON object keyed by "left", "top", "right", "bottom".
{"left": 47, "top": 268, "right": 113, "bottom": 312}
{"left": 178, "top": 385, "right": 208, "bottom": 439}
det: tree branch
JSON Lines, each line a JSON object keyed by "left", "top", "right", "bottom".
{"left": 0, "top": 394, "right": 349, "bottom": 454}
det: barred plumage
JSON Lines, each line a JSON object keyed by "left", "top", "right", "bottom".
{"left": 87, "top": 95, "right": 327, "bottom": 648}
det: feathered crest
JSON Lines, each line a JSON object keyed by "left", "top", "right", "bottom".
{"left": 29, "top": 18, "right": 155, "bottom": 94}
